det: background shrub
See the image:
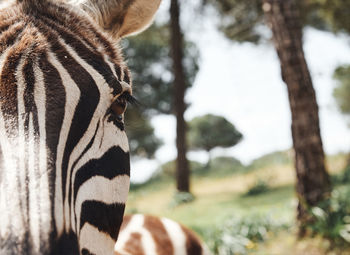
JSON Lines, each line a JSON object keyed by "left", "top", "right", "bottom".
{"left": 169, "top": 192, "right": 195, "bottom": 207}
{"left": 203, "top": 214, "right": 290, "bottom": 255}
{"left": 308, "top": 186, "right": 350, "bottom": 247}
{"left": 248, "top": 150, "right": 292, "bottom": 170}
{"left": 332, "top": 164, "right": 350, "bottom": 184}
{"left": 244, "top": 179, "right": 270, "bottom": 196}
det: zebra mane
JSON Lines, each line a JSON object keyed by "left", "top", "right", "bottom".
{"left": 16, "top": 0, "right": 48, "bottom": 9}
{"left": 15, "top": 0, "right": 63, "bottom": 14}
{"left": 16, "top": 0, "right": 46, "bottom": 3}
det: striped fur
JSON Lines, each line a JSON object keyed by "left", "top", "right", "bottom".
{"left": 0, "top": 0, "right": 160, "bottom": 254}
{"left": 115, "top": 215, "right": 212, "bottom": 255}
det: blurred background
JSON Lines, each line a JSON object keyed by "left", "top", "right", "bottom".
{"left": 122, "top": 0, "right": 350, "bottom": 254}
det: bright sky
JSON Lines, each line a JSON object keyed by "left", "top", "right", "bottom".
{"left": 130, "top": 0, "right": 350, "bottom": 183}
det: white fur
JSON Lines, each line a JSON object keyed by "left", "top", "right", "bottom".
{"left": 15, "top": 52, "right": 29, "bottom": 238}
{"left": 28, "top": 112, "right": 41, "bottom": 252}
{"left": 33, "top": 62, "right": 51, "bottom": 247}
{"left": 161, "top": 217, "right": 187, "bottom": 255}
{"left": 0, "top": 0, "right": 15, "bottom": 10}
{"left": 0, "top": 48, "right": 24, "bottom": 240}
{"left": 80, "top": 223, "right": 116, "bottom": 255}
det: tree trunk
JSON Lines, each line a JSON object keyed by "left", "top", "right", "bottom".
{"left": 205, "top": 149, "right": 212, "bottom": 169}
{"left": 170, "top": 0, "right": 190, "bottom": 192}
{"left": 262, "top": 0, "right": 331, "bottom": 235}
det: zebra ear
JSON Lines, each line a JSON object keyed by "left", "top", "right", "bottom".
{"left": 75, "top": 0, "right": 161, "bottom": 38}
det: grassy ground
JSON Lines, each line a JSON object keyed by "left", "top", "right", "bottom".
{"left": 125, "top": 151, "right": 349, "bottom": 254}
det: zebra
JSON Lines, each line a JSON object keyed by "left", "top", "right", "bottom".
{"left": 115, "top": 214, "right": 212, "bottom": 255}
{"left": 0, "top": 0, "right": 161, "bottom": 254}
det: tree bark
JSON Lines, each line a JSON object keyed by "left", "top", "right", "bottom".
{"left": 205, "top": 149, "right": 212, "bottom": 169}
{"left": 262, "top": 0, "right": 331, "bottom": 235}
{"left": 170, "top": 0, "right": 190, "bottom": 192}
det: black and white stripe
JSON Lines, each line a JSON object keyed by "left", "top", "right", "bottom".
{"left": 0, "top": 0, "right": 161, "bottom": 254}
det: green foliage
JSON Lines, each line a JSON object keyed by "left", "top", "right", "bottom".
{"left": 248, "top": 150, "right": 293, "bottom": 170}
{"left": 244, "top": 179, "right": 270, "bottom": 196}
{"left": 129, "top": 156, "right": 245, "bottom": 192}
{"left": 159, "top": 156, "right": 245, "bottom": 178}
{"left": 332, "top": 164, "right": 350, "bottom": 185}
{"left": 188, "top": 114, "right": 243, "bottom": 153}
{"left": 123, "top": 24, "right": 199, "bottom": 116}
{"left": 204, "top": 214, "right": 290, "bottom": 255}
{"left": 307, "top": 186, "right": 350, "bottom": 246}
{"left": 203, "top": 0, "right": 264, "bottom": 43}
{"left": 202, "top": 0, "right": 350, "bottom": 46}
{"left": 333, "top": 65, "right": 350, "bottom": 117}
{"left": 208, "top": 156, "right": 245, "bottom": 177}
{"left": 306, "top": 0, "right": 350, "bottom": 34}
{"left": 154, "top": 159, "right": 204, "bottom": 179}
{"left": 125, "top": 109, "right": 162, "bottom": 159}
{"left": 170, "top": 192, "right": 195, "bottom": 208}
{"left": 129, "top": 160, "right": 204, "bottom": 193}
{"left": 123, "top": 24, "right": 171, "bottom": 115}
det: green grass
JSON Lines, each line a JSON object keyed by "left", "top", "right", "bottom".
{"left": 127, "top": 174, "right": 295, "bottom": 235}
{"left": 126, "top": 151, "right": 349, "bottom": 254}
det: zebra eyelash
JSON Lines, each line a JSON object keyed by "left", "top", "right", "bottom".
{"left": 119, "top": 92, "right": 139, "bottom": 106}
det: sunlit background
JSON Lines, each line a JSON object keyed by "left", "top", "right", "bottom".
{"left": 122, "top": 0, "right": 350, "bottom": 254}
{"left": 131, "top": 0, "right": 350, "bottom": 183}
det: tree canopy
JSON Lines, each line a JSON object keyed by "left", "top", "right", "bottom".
{"left": 201, "top": 0, "right": 350, "bottom": 44}
{"left": 306, "top": 0, "right": 350, "bottom": 34}
{"left": 125, "top": 109, "right": 162, "bottom": 159}
{"left": 188, "top": 114, "right": 243, "bottom": 153}
{"left": 202, "top": 0, "right": 264, "bottom": 43}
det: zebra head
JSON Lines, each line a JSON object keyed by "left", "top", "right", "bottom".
{"left": 0, "top": 0, "right": 161, "bottom": 254}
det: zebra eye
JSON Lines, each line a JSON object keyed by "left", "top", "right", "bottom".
{"left": 111, "top": 94, "right": 127, "bottom": 117}
{"left": 111, "top": 91, "right": 137, "bottom": 116}
{"left": 110, "top": 92, "right": 138, "bottom": 120}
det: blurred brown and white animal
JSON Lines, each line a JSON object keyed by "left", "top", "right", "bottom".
{"left": 115, "top": 214, "right": 212, "bottom": 255}
{"left": 0, "top": 0, "right": 160, "bottom": 254}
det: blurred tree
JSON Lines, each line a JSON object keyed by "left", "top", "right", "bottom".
{"left": 170, "top": 0, "right": 191, "bottom": 193}
{"left": 125, "top": 109, "right": 162, "bottom": 159}
{"left": 188, "top": 114, "right": 243, "bottom": 167}
{"left": 123, "top": 24, "right": 199, "bottom": 159}
{"left": 202, "top": 0, "right": 332, "bottom": 234}
{"left": 306, "top": 0, "right": 350, "bottom": 34}
{"left": 333, "top": 65, "right": 350, "bottom": 118}
{"left": 123, "top": 24, "right": 199, "bottom": 117}
{"left": 263, "top": 0, "right": 330, "bottom": 235}
{"left": 202, "top": 0, "right": 264, "bottom": 43}
{"left": 333, "top": 64, "right": 350, "bottom": 165}
{"left": 201, "top": 0, "right": 350, "bottom": 43}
